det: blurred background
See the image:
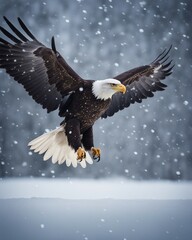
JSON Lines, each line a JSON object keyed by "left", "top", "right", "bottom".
{"left": 0, "top": 0, "right": 191, "bottom": 180}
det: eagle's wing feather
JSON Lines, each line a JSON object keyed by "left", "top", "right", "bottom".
{"left": 0, "top": 17, "right": 83, "bottom": 112}
{"left": 102, "top": 46, "right": 174, "bottom": 118}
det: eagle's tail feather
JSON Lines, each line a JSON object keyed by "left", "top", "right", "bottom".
{"left": 28, "top": 125, "right": 93, "bottom": 168}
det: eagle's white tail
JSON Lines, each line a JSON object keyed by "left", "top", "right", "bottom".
{"left": 28, "top": 125, "right": 93, "bottom": 168}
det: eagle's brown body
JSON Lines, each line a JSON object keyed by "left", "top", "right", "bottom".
{"left": 60, "top": 80, "right": 110, "bottom": 133}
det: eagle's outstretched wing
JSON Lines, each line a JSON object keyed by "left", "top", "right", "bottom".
{"left": 0, "top": 17, "right": 83, "bottom": 112}
{"left": 102, "top": 46, "right": 174, "bottom": 118}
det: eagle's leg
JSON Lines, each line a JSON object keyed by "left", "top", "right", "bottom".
{"left": 91, "top": 147, "right": 101, "bottom": 162}
{"left": 65, "top": 119, "right": 86, "bottom": 161}
{"left": 82, "top": 127, "right": 101, "bottom": 162}
{"left": 77, "top": 147, "right": 86, "bottom": 160}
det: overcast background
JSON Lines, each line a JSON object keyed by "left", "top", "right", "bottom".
{"left": 0, "top": 0, "right": 191, "bottom": 180}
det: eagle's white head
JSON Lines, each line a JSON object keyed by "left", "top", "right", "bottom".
{"left": 92, "top": 78, "right": 126, "bottom": 100}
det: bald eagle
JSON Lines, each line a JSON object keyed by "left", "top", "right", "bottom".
{"left": 0, "top": 17, "right": 174, "bottom": 168}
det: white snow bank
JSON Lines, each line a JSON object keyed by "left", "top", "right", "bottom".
{"left": 0, "top": 178, "right": 191, "bottom": 199}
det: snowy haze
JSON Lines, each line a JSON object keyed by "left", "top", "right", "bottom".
{"left": 0, "top": 0, "right": 192, "bottom": 179}
{"left": 0, "top": 3, "right": 191, "bottom": 239}
{"left": 1, "top": 178, "right": 192, "bottom": 199}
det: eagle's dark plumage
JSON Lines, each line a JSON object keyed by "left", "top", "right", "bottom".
{"left": 102, "top": 46, "right": 173, "bottom": 118}
{"left": 0, "top": 16, "right": 83, "bottom": 112}
{"left": 0, "top": 17, "right": 174, "bottom": 168}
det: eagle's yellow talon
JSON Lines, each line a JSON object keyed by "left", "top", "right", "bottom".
{"left": 91, "top": 147, "right": 101, "bottom": 162}
{"left": 77, "top": 147, "right": 86, "bottom": 161}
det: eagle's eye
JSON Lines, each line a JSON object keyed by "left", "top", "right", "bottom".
{"left": 110, "top": 83, "right": 116, "bottom": 87}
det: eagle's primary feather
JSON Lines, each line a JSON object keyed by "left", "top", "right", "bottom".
{"left": 0, "top": 17, "right": 174, "bottom": 168}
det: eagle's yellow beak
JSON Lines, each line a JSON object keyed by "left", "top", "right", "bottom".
{"left": 112, "top": 84, "right": 126, "bottom": 94}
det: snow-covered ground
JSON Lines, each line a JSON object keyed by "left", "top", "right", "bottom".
{"left": 0, "top": 179, "right": 192, "bottom": 240}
